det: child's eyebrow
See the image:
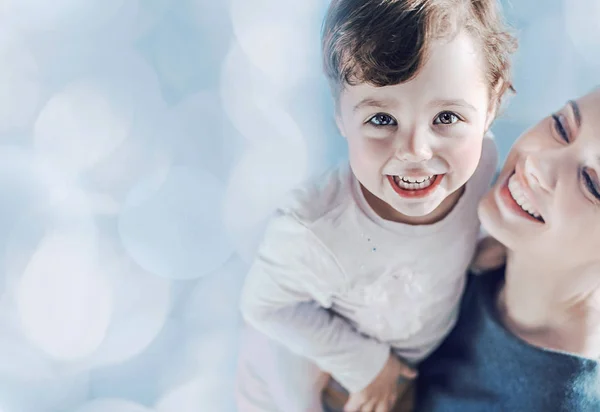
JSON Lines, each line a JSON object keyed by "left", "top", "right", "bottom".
{"left": 429, "top": 99, "right": 477, "bottom": 111}
{"left": 353, "top": 97, "right": 396, "bottom": 112}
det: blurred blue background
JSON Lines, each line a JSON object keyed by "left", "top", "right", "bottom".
{"left": 0, "top": 0, "right": 598, "bottom": 411}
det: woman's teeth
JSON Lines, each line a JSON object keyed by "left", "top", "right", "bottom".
{"left": 393, "top": 175, "right": 434, "bottom": 190}
{"left": 507, "top": 174, "right": 544, "bottom": 222}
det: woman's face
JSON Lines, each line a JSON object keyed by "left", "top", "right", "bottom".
{"left": 479, "top": 88, "right": 600, "bottom": 268}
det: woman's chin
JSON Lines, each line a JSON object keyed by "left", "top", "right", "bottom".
{"left": 478, "top": 192, "right": 510, "bottom": 245}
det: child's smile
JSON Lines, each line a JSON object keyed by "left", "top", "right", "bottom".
{"left": 387, "top": 174, "right": 444, "bottom": 199}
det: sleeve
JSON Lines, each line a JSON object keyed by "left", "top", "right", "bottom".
{"left": 239, "top": 210, "right": 391, "bottom": 393}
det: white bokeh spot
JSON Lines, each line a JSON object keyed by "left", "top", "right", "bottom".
{"left": 73, "top": 399, "right": 154, "bottom": 412}
{"left": 5, "top": 0, "right": 126, "bottom": 32}
{"left": 0, "top": 369, "right": 89, "bottom": 412}
{"left": 565, "top": 0, "right": 600, "bottom": 67}
{"left": 34, "top": 79, "right": 133, "bottom": 174}
{"left": 181, "top": 255, "right": 246, "bottom": 329}
{"left": 0, "top": 28, "right": 40, "bottom": 134}
{"left": 230, "top": 0, "right": 321, "bottom": 87}
{"left": 155, "top": 330, "right": 237, "bottom": 412}
{"left": 223, "top": 133, "right": 308, "bottom": 262}
{"left": 119, "top": 166, "right": 233, "bottom": 279}
{"left": 16, "top": 231, "right": 113, "bottom": 360}
{"left": 220, "top": 43, "right": 281, "bottom": 143}
{"left": 0, "top": 146, "right": 81, "bottom": 299}
{"left": 89, "top": 250, "right": 170, "bottom": 367}
{"left": 507, "top": 13, "right": 579, "bottom": 123}
{"left": 155, "top": 376, "right": 232, "bottom": 412}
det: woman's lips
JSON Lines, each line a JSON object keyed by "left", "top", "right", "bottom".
{"left": 499, "top": 171, "right": 545, "bottom": 223}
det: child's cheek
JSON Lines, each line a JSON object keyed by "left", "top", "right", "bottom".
{"left": 349, "top": 133, "right": 392, "bottom": 161}
{"left": 452, "top": 137, "right": 484, "bottom": 179}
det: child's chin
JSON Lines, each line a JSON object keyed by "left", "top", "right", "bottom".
{"left": 391, "top": 200, "right": 439, "bottom": 218}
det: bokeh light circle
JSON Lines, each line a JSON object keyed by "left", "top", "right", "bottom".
{"left": 223, "top": 138, "right": 308, "bottom": 263}
{"left": 73, "top": 399, "right": 154, "bottom": 412}
{"left": 119, "top": 166, "right": 233, "bottom": 280}
{"left": 15, "top": 231, "right": 113, "bottom": 360}
{"left": 0, "top": 28, "right": 40, "bottom": 133}
{"left": 34, "top": 79, "right": 133, "bottom": 174}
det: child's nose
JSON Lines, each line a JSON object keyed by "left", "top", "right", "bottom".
{"left": 395, "top": 131, "right": 433, "bottom": 162}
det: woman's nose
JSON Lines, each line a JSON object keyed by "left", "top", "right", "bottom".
{"left": 523, "top": 153, "right": 555, "bottom": 194}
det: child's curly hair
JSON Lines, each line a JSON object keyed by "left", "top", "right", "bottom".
{"left": 322, "top": 0, "right": 518, "bottom": 111}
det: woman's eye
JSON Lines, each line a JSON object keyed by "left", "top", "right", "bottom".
{"left": 434, "top": 111, "right": 460, "bottom": 125}
{"left": 368, "top": 113, "right": 397, "bottom": 127}
{"left": 551, "top": 114, "right": 569, "bottom": 143}
{"left": 583, "top": 168, "right": 600, "bottom": 201}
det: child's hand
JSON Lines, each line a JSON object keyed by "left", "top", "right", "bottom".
{"left": 470, "top": 236, "right": 506, "bottom": 274}
{"left": 343, "top": 353, "right": 417, "bottom": 412}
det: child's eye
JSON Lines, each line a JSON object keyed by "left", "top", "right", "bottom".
{"left": 433, "top": 111, "right": 460, "bottom": 125}
{"left": 367, "top": 113, "right": 397, "bottom": 127}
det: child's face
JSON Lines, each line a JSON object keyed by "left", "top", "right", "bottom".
{"left": 336, "top": 31, "right": 495, "bottom": 223}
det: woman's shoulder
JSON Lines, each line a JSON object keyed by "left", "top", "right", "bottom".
{"left": 464, "top": 265, "right": 506, "bottom": 304}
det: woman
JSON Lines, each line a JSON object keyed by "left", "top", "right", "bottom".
{"left": 415, "top": 87, "right": 600, "bottom": 410}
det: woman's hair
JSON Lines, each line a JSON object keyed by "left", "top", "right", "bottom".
{"left": 322, "top": 0, "right": 518, "bottom": 107}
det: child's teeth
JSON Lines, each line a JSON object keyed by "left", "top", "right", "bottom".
{"left": 399, "top": 176, "right": 432, "bottom": 183}
{"left": 393, "top": 175, "right": 435, "bottom": 190}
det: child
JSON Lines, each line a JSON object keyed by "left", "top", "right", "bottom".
{"left": 236, "top": 0, "right": 517, "bottom": 411}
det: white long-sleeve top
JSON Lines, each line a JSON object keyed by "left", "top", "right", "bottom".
{"left": 240, "top": 137, "right": 497, "bottom": 393}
